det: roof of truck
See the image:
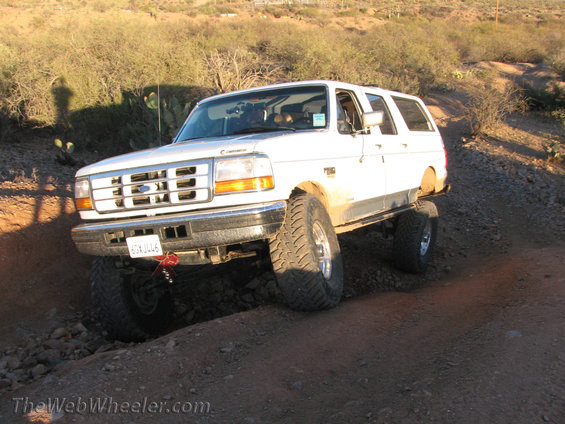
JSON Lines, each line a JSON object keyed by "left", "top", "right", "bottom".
{"left": 198, "top": 80, "right": 420, "bottom": 104}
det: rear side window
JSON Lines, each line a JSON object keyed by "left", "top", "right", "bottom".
{"left": 366, "top": 94, "right": 397, "bottom": 135}
{"left": 392, "top": 97, "right": 434, "bottom": 132}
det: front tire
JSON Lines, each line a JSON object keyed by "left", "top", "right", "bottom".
{"left": 269, "top": 194, "right": 343, "bottom": 311}
{"left": 90, "top": 256, "right": 173, "bottom": 342}
{"left": 393, "top": 200, "right": 438, "bottom": 273}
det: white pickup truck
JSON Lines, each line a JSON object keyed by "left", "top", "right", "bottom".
{"left": 72, "top": 80, "right": 449, "bottom": 341}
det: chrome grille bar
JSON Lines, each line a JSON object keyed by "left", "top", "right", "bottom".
{"left": 90, "top": 159, "right": 212, "bottom": 213}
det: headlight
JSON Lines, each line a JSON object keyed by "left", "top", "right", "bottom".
{"left": 74, "top": 178, "right": 93, "bottom": 210}
{"left": 215, "top": 156, "right": 274, "bottom": 194}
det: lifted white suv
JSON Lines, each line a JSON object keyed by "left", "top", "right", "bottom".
{"left": 72, "top": 80, "right": 449, "bottom": 340}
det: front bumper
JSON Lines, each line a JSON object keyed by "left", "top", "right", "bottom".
{"left": 71, "top": 201, "right": 286, "bottom": 256}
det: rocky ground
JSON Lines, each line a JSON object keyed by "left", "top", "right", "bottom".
{"left": 0, "top": 65, "right": 564, "bottom": 423}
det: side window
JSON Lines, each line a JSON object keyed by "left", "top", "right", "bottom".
{"left": 366, "top": 94, "right": 397, "bottom": 135}
{"left": 392, "top": 97, "right": 434, "bottom": 132}
{"left": 336, "top": 91, "right": 363, "bottom": 134}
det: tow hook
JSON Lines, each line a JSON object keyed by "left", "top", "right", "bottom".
{"left": 152, "top": 253, "right": 179, "bottom": 284}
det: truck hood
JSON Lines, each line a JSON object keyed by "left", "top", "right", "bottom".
{"left": 75, "top": 133, "right": 289, "bottom": 177}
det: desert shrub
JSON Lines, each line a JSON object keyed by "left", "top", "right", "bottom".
{"left": 551, "top": 109, "right": 565, "bottom": 127}
{"left": 337, "top": 8, "right": 361, "bottom": 18}
{"left": 204, "top": 48, "right": 282, "bottom": 93}
{"left": 543, "top": 139, "right": 563, "bottom": 163}
{"left": 294, "top": 7, "right": 332, "bottom": 24}
{"left": 296, "top": 7, "right": 322, "bottom": 18}
{"left": 0, "top": 42, "right": 18, "bottom": 122}
{"left": 89, "top": 0, "right": 114, "bottom": 12}
{"left": 465, "top": 84, "right": 522, "bottom": 137}
{"left": 547, "top": 40, "right": 565, "bottom": 80}
{"left": 458, "top": 20, "right": 562, "bottom": 64}
{"left": 260, "top": 6, "right": 286, "bottom": 19}
{"left": 211, "top": 6, "right": 236, "bottom": 15}
{"left": 199, "top": 5, "right": 217, "bottom": 15}
{"left": 523, "top": 82, "right": 565, "bottom": 112}
{"left": 254, "top": 18, "right": 460, "bottom": 94}
{"left": 0, "top": 14, "right": 209, "bottom": 149}
{"left": 0, "top": 5, "right": 563, "bottom": 153}
{"left": 360, "top": 19, "right": 459, "bottom": 94}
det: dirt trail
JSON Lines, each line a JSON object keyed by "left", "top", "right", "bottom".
{"left": 0, "top": 244, "right": 563, "bottom": 423}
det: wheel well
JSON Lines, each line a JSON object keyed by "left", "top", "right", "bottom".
{"left": 291, "top": 182, "right": 329, "bottom": 210}
{"left": 418, "top": 167, "right": 437, "bottom": 197}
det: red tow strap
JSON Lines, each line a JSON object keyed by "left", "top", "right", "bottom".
{"left": 152, "top": 253, "right": 179, "bottom": 280}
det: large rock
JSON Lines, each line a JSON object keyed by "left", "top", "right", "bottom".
{"left": 36, "top": 349, "right": 61, "bottom": 365}
{"left": 50, "top": 328, "right": 69, "bottom": 339}
{"left": 30, "top": 364, "right": 48, "bottom": 379}
{"left": 43, "top": 338, "right": 65, "bottom": 351}
{"left": 0, "top": 355, "right": 20, "bottom": 371}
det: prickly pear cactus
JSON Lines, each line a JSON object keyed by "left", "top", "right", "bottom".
{"left": 54, "top": 138, "right": 74, "bottom": 154}
{"left": 54, "top": 138, "right": 77, "bottom": 165}
{"left": 143, "top": 92, "right": 190, "bottom": 142}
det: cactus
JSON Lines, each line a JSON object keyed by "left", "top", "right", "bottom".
{"left": 54, "top": 138, "right": 75, "bottom": 154}
{"left": 124, "top": 91, "right": 192, "bottom": 151}
{"left": 144, "top": 92, "right": 159, "bottom": 110}
{"left": 127, "top": 123, "right": 159, "bottom": 151}
{"left": 54, "top": 138, "right": 77, "bottom": 165}
{"left": 543, "top": 140, "right": 563, "bottom": 163}
{"left": 143, "top": 92, "right": 191, "bottom": 142}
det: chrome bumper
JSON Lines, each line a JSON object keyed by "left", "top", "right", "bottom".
{"left": 71, "top": 201, "right": 286, "bottom": 257}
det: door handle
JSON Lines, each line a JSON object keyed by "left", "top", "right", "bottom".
{"left": 375, "top": 143, "right": 382, "bottom": 149}
{"left": 401, "top": 143, "right": 408, "bottom": 148}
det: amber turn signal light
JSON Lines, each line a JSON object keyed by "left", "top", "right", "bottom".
{"left": 215, "top": 176, "right": 274, "bottom": 194}
{"left": 75, "top": 197, "right": 93, "bottom": 210}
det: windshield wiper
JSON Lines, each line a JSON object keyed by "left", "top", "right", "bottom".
{"left": 175, "top": 135, "right": 217, "bottom": 143}
{"left": 232, "top": 126, "right": 296, "bottom": 135}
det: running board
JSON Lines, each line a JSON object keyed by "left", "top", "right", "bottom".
{"left": 334, "top": 204, "right": 415, "bottom": 234}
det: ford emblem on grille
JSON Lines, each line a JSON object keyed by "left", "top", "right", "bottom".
{"left": 139, "top": 185, "right": 152, "bottom": 193}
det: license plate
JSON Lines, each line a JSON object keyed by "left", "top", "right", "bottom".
{"left": 126, "top": 234, "right": 163, "bottom": 258}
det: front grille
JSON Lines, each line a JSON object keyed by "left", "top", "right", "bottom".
{"left": 90, "top": 160, "right": 212, "bottom": 213}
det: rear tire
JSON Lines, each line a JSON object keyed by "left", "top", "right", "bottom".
{"left": 90, "top": 256, "right": 173, "bottom": 342}
{"left": 393, "top": 200, "right": 438, "bottom": 273}
{"left": 269, "top": 194, "right": 343, "bottom": 311}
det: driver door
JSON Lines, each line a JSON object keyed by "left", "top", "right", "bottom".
{"left": 334, "top": 89, "right": 386, "bottom": 223}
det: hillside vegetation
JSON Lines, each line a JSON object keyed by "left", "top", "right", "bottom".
{"left": 0, "top": 0, "right": 564, "bottom": 152}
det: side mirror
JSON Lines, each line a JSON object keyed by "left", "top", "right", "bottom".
{"left": 361, "top": 111, "right": 384, "bottom": 129}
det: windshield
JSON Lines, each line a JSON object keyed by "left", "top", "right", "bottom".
{"left": 175, "top": 85, "right": 328, "bottom": 142}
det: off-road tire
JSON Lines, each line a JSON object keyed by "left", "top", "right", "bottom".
{"left": 393, "top": 200, "right": 438, "bottom": 274}
{"left": 90, "top": 256, "right": 173, "bottom": 342}
{"left": 269, "top": 194, "right": 343, "bottom": 311}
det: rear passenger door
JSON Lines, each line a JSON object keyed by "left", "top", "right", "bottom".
{"left": 363, "top": 92, "right": 404, "bottom": 207}
{"left": 382, "top": 95, "right": 439, "bottom": 208}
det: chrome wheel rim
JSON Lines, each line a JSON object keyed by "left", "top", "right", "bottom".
{"left": 420, "top": 220, "right": 432, "bottom": 256}
{"left": 313, "top": 221, "right": 332, "bottom": 280}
